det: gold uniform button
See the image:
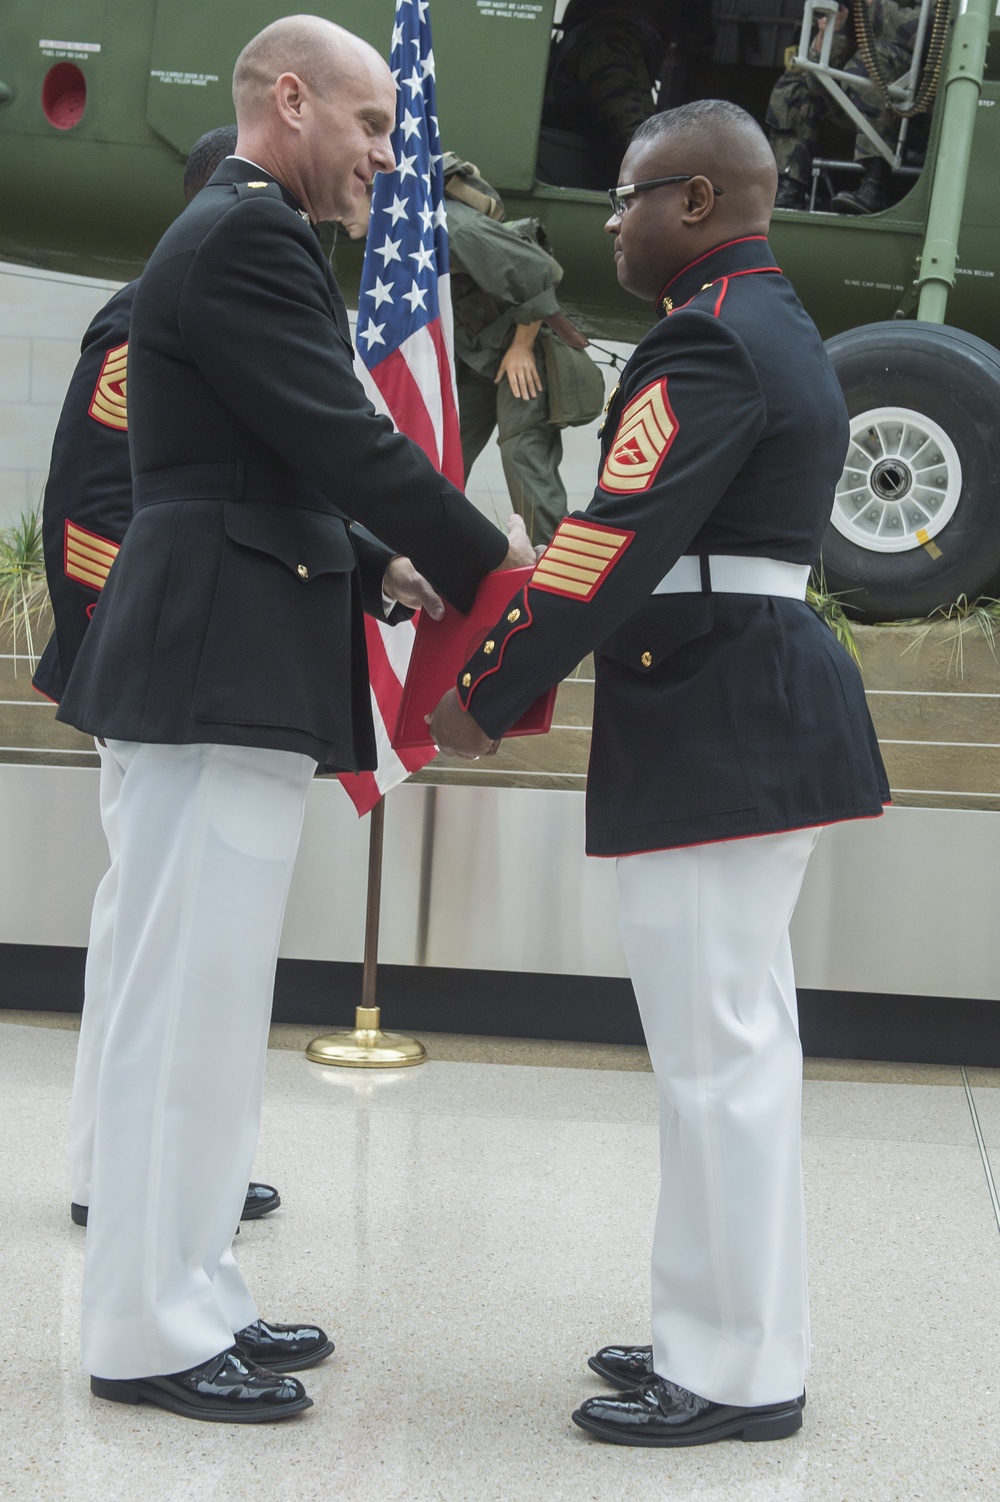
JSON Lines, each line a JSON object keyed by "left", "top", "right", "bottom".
{"left": 483, "top": 640, "right": 495, "bottom": 654}
{"left": 701, "top": 282, "right": 713, "bottom": 290}
{"left": 641, "top": 651, "right": 652, "bottom": 667}
{"left": 297, "top": 564, "right": 309, "bottom": 580}
{"left": 507, "top": 608, "right": 521, "bottom": 623}
{"left": 461, "top": 672, "right": 472, "bottom": 688}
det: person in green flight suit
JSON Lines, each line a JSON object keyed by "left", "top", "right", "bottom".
{"left": 444, "top": 156, "right": 588, "bottom": 547}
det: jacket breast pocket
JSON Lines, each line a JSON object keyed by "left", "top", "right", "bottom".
{"left": 193, "top": 501, "right": 358, "bottom": 740}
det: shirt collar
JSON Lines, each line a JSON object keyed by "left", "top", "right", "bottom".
{"left": 655, "top": 236, "right": 780, "bottom": 318}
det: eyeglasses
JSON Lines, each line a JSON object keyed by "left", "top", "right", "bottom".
{"left": 607, "top": 175, "right": 725, "bottom": 218}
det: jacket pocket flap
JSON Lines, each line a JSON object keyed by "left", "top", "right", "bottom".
{"left": 598, "top": 596, "right": 716, "bottom": 671}
{"left": 224, "top": 500, "right": 356, "bottom": 579}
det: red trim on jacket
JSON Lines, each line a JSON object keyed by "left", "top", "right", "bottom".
{"left": 588, "top": 804, "right": 891, "bottom": 859}
{"left": 658, "top": 236, "right": 771, "bottom": 302}
{"left": 460, "top": 586, "right": 534, "bottom": 705}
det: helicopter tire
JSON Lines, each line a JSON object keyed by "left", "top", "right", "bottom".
{"left": 821, "top": 321, "right": 1000, "bottom": 622}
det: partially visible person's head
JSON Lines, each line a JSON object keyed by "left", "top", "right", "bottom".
{"left": 183, "top": 126, "right": 239, "bottom": 203}
{"left": 232, "top": 15, "right": 395, "bottom": 225}
{"left": 606, "top": 100, "right": 778, "bottom": 302}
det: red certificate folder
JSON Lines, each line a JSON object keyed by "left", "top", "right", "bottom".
{"left": 393, "top": 567, "right": 557, "bottom": 750}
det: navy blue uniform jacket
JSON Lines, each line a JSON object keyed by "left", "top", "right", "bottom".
{"left": 33, "top": 283, "right": 137, "bottom": 704}
{"left": 456, "top": 236, "right": 889, "bottom": 855}
{"left": 57, "top": 158, "right": 507, "bottom": 771}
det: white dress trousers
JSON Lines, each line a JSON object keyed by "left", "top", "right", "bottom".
{"left": 79, "top": 739, "right": 315, "bottom": 1380}
{"left": 616, "top": 826, "right": 820, "bottom": 1409}
{"left": 68, "top": 742, "right": 122, "bottom": 1207}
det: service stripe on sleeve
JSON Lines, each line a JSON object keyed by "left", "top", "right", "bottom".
{"left": 88, "top": 342, "right": 128, "bottom": 431}
{"left": 599, "top": 378, "right": 677, "bottom": 494}
{"left": 64, "top": 520, "right": 120, "bottom": 591}
{"left": 530, "top": 518, "right": 634, "bottom": 602}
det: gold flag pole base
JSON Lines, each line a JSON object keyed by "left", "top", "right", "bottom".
{"left": 306, "top": 1005, "right": 427, "bottom": 1068}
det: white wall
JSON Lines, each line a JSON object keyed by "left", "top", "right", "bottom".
{"left": 0, "top": 263, "right": 124, "bottom": 530}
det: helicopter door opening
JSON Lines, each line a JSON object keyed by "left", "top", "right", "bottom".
{"left": 536, "top": 1, "right": 940, "bottom": 211}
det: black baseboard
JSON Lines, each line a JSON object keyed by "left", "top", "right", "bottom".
{"left": 1, "top": 944, "right": 997, "bottom": 1067}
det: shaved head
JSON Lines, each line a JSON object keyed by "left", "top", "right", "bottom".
{"left": 631, "top": 100, "right": 778, "bottom": 223}
{"left": 230, "top": 15, "right": 396, "bottom": 226}
{"left": 233, "top": 14, "right": 378, "bottom": 123}
{"left": 607, "top": 99, "right": 780, "bottom": 302}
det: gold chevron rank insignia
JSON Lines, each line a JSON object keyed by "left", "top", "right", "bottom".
{"left": 64, "top": 520, "right": 120, "bottom": 592}
{"left": 599, "top": 378, "right": 677, "bottom": 494}
{"left": 530, "top": 518, "right": 634, "bottom": 602}
{"left": 88, "top": 342, "right": 128, "bottom": 431}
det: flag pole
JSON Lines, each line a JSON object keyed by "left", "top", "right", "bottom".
{"left": 306, "top": 795, "right": 427, "bottom": 1068}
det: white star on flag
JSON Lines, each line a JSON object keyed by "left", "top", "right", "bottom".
{"left": 375, "top": 234, "right": 402, "bottom": 265}
{"left": 402, "top": 280, "right": 429, "bottom": 312}
{"left": 418, "top": 203, "right": 434, "bottom": 233}
{"left": 422, "top": 49, "right": 436, "bottom": 78}
{"left": 409, "top": 242, "right": 435, "bottom": 273}
{"left": 401, "top": 109, "right": 421, "bottom": 140}
{"left": 366, "top": 277, "right": 395, "bottom": 308}
{"left": 358, "top": 319, "right": 386, "bottom": 349}
{"left": 404, "top": 67, "right": 424, "bottom": 98}
{"left": 384, "top": 193, "right": 410, "bottom": 224}
{"left": 397, "top": 151, "right": 417, "bottom": 181}
{"left": 392, "top": 22, "right": 404, "bottom": 46}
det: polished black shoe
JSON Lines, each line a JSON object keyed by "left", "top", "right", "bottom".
{"left": 588, "top": 1346, "right": 806, "bottom": 1406}
{"left": 90, "top": 1347, "right": 312, "bottom": 1423}
{"left": 234, "top": 1318, "right": 334, "bottom": 1372}
{"left": 588, "top": 1344, "right": 654, "bottom": 1390}
{"left": 71, "top": 1180, "right": 281, "bottom": 1229}
{"left": 829, "top": 159, "right": 890, "bottom": 216}
{"left": 572, "top": 1376, "right": 803, "bottom": 1447}
{"left": 774, "top": 174, "right": 807, "bottom": 210}
{"left": 240, "top": 1182, "right": 281, "bottom": 1220}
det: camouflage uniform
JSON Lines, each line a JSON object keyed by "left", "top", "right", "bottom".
{"left": 542, "top": 1, "right": 712, "bottom": 154}
{"left": 767, "top": 1, "right": 921, "bottom": 185}
{"left": 447, "top": 197, "right": 568, "bottom": 546}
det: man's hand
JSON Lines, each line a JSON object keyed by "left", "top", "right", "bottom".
{"left": 499, "top": 512, "right": 536, "bottom": 570}
{"left": 427, "top": 688, "right": 499, "bottom": 759}
{"left": 382, "top": 556, "right": 445, "bottom": 620}
{"left": 496, "top": 320, "right": 543, "bottom": 400}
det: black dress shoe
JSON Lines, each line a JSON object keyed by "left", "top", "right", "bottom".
{"left": 572, "top": 1376, "right": 803, "bottom": 1447}
{"left": 71, "top": 1181, "right": 281, "bottom": 1229}
{"left": 588, "top": 1344, "right": 654, "bottom": 1390}
{"left": 587, "top": 1346, "right": 805, "bottom": 1408}
{"left": 90, "top": 1347, "right": 312, "bottom": 1423}
{"left": 240, "top": 1182, "right": 281, "bottom": 1220}
{"left": 234, "top": 1318, "right": 334, "bottom": 1372}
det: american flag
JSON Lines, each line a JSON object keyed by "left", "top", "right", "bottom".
{"left": 338, "top": 0, "right": 462, "bottom": 817}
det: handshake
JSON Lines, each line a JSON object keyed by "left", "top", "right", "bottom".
{"left": 381, "top": 512, "right": 539, "bottom": 761}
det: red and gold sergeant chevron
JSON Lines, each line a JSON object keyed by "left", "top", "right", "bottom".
{"left": 599, "top": 377, "right": 677, "bottom": 494}
{"left": 88, "top": 342, "right": 128, "bottom": 431}
{"left": 529, "top": 518, "right": 634, "bottom": 602}
{"left": 64, "top": 520, "right": 120, "bottom": 592}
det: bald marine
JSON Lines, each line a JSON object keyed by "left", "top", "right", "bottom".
{"left": 230, "top": 13, "right": 396, "bottom": 226}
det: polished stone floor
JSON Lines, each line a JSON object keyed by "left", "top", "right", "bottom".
{"left": 2, "top": 1016, "right": 999, "bottom": 1501}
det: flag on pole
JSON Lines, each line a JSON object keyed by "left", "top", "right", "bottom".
{"left": 339, "top": 0, "right": 463, "bottom": 817}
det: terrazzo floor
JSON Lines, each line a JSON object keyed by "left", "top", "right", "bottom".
{"left": 2, "top": 1015, "right": 999, "bottom": 1501}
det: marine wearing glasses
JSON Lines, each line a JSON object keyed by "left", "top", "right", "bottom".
{"left": 607, "top": 174, "right": 725, "bottom": 217}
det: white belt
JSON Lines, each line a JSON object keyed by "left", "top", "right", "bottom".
{"left": 652, "top": 554, "right": 810, "bottom": 599}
